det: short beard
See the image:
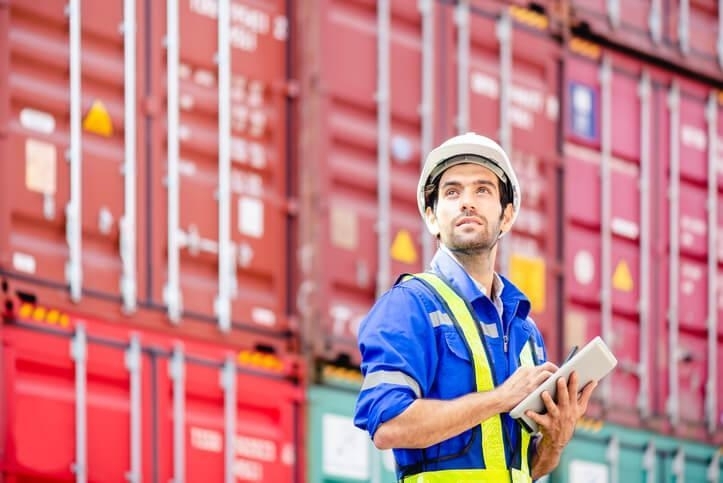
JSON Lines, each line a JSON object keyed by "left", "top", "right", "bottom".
{"left": 444, "top": 212, "right": 502, "bottom": 255}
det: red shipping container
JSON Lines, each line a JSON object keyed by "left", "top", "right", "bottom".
{"left": 0, "top": 301, "right": 303, "bottom": 482}
{"left": 296, "top": 0, "right": 563, "bottom": 367}
{"left": 563, "top": 44, "right": 723, "bottom": 442}
{"left": 0, "top": 0, "right": 294, "bottom": 352}
{"left": 567, "top": 0, "right": 723, "bottom": 81}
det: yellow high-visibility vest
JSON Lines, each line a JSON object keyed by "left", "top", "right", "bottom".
{"left": 402, "top": 272, "right": 536, "bottom": 483}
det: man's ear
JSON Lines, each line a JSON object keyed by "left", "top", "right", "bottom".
{"left": 424, "top": 206, "right": 440, "bottom": 236}
{"left": 499, "top": 203, "right": 514, "bottom": 235}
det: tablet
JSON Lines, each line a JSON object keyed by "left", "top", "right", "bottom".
{"left": 509, "top": 336, "right": 617, "bottom": 433}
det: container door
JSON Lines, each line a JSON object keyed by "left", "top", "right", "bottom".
{"left": 1, "top": 320, "right": 153, "bottom": 481}
{"left": 157, "top": 345, "right": 300, "bottom": 482}
{"left": 0, "top": 0, "right": 147, "bottom": 313}
{"left": 563, "top": 49, "right": 655, "bottom": 428}
{"left": 296, "top": 0, "right": 426, "bottom": 366}
{"left": 653, "top": 76, "right": 723, "bottom": 441}
{"left": 148, "top": 0, "right": 292, "bottom": 337}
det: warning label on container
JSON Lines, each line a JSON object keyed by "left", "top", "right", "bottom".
{"left": 612, "top": 260, "right": 633, "bottom": 292}
{"left": 390, "top": 229, "right": 417, "bottom": 264}
{"left": 509, "top": 254, "right": 545, "bottom": 313}
{"left": 82, "top": 99, "right": 113, "bottom": 137}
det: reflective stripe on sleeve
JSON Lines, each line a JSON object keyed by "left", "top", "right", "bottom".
{"left": 361, "top": 370, "right": 422, "bottom": 398}
{"left": 429, "top": 311, "right": 454, "bottom": 327}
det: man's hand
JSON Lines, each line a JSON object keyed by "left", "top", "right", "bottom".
{"left": 526, "top": 371, "right": 597, "bottom": 479}
{"left": 497, "top": 362, "right": 558, "bottom": 411}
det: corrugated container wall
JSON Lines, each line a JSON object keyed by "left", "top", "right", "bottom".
{"left": 549, "top": 421, "right": 723, "bottom": 483}
{"left": 1, "top": 308, "right": 303, "bottom": 482}
{"left": 567, "top": 0, "right": 723, "bottom": 81}
{"left": 296, "top": 0, "right": 564, "bottom": 368}
{"left": 0, "top": 0, "right": 296, "bottom": 354}
{"left": 563, "top": 41, "right": 723, "bottom": 442}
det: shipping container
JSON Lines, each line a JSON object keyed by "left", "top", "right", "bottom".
{"left": 0, "top": 0, "right": 295, "bottom": 352}
{"left": 548, "top": 420, "right": 723, "bottom": 483}
{"left": 296, "top": 0, "right": 564, "bottom": 368}
{"left": 307, "top": 368, "right": 397, "bottom": 483}
{"left": 563, "top": 41, "right": 723, "bottom": 441}
{"left": 0, "top": 298, "right": 304, "bottom": 482}
{"left": 566, "top": 0, "right": 723, "bottom": 81}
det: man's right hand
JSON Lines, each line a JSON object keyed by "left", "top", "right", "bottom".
{"left": 498, "top": 362, "right": 558, "bottom": 411}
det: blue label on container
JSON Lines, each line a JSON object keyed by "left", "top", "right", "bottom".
{"left": 569, "top": 82, "right": 598, "bottom": 141}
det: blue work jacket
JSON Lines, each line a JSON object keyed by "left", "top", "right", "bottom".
{"left": 353, "top": 248, "right": 548, "bottom": 480}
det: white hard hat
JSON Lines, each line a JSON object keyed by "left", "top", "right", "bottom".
{"left": 417, "top": 132, "right": 521, "bottom": 226}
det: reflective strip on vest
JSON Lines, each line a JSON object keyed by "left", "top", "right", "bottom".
{"left": 401, "top": 467, "right": 532, "bottom": 483}
{"left": 408, "top": 273, "right": 535, "bottom": 483}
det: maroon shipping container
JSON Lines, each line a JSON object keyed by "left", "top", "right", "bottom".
{"left": 0, "top": 1, "right": 295, "bottom": 353}
{"left": 296, "top": 0, "right": 563, "bottom": 367}
{"left": 563, "top": 43, "right": 723, "bottom": 442}
{"left": 567, "top": 0, "right": 722, "bottom": 80}
{"left": 0, "top": 301, "right": 303, "bottom": 482}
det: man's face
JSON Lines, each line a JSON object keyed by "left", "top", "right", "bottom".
{"left": 425, "top": 163, "right": 512, "bottom": 252}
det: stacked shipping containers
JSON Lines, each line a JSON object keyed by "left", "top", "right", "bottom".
{"left": 1, "top": 0, "right": 723, "bottom": 482}
{"left": 0, "top": 0, "right": 305, "bottom": 480}
{"left": 299, "top": 1, "right": 723, "bottom": 482}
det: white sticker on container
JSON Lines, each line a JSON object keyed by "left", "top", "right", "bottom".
{"left": 280, "top": 443, "right": 295, "bottom": 465}
{"left": 470, "top": 71, "right": 499, "bottom": 99}
{"left": 238, "top": 196, "right": 264, "bottom": 238}
{"left": 322, "top": 413, "right": 370, "bottom": 479}
{"left": 574, "top": 250, "right": 595, "bottom": 286}
{"left": 233, "top": 459, "right": 263, "bottom": 481}
{"left": 20, "top": 108, "right": 56, "bottom": 134}
{"left": 569, "top": 460, "right": 609, "bottom": 483}
{"left": 330, "top": 207, "right": 358, "bottom": 250}
{"left": 193, "top": 68, "right": 215, "bottom": 88}
{"left": 251, "top": 307, "right": 276, "bottom": 327}
{"left": 237, "top": 242, "right": 254, "bottom": 267}
{"left": 611, "top": 217, "right": 639, "bottom": 240}
{"left": 13, "top": 252, "right": 36, "bottom": 274}
{"left": 235, "top": 435, "right": 276, "bottom": 462}
{"left": 391, "top": 136, "right": 413, "bottom": 163}
{"left": 178, "top": 159, "right": 197, "bottom": 177}
{"left": 25, "top": 139, "right": 56, "bottom": 195}
{"left": 681, "top": 124, "right": 706, "bottom": 151}
{"left": 190, "top": 427, "right": 222, "bottom": 453}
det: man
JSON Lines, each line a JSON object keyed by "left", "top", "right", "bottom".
{"left": 354, "top": 132, "right": 597, "bottom": 482}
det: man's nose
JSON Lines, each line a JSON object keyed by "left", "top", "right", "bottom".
{"left": 459, "top": 188, "right": 476, "bottom": 211}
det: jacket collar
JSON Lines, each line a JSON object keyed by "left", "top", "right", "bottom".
{"left": 429, "top": 247, "right": 531, "bottom": 321}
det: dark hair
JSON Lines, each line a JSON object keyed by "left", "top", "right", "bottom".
{"left": 424, "top": 176, "right": 513, "bottom": 213}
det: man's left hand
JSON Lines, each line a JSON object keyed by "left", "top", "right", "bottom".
{"left": 526, "top": 370, "right": 597, "bottom": 476}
